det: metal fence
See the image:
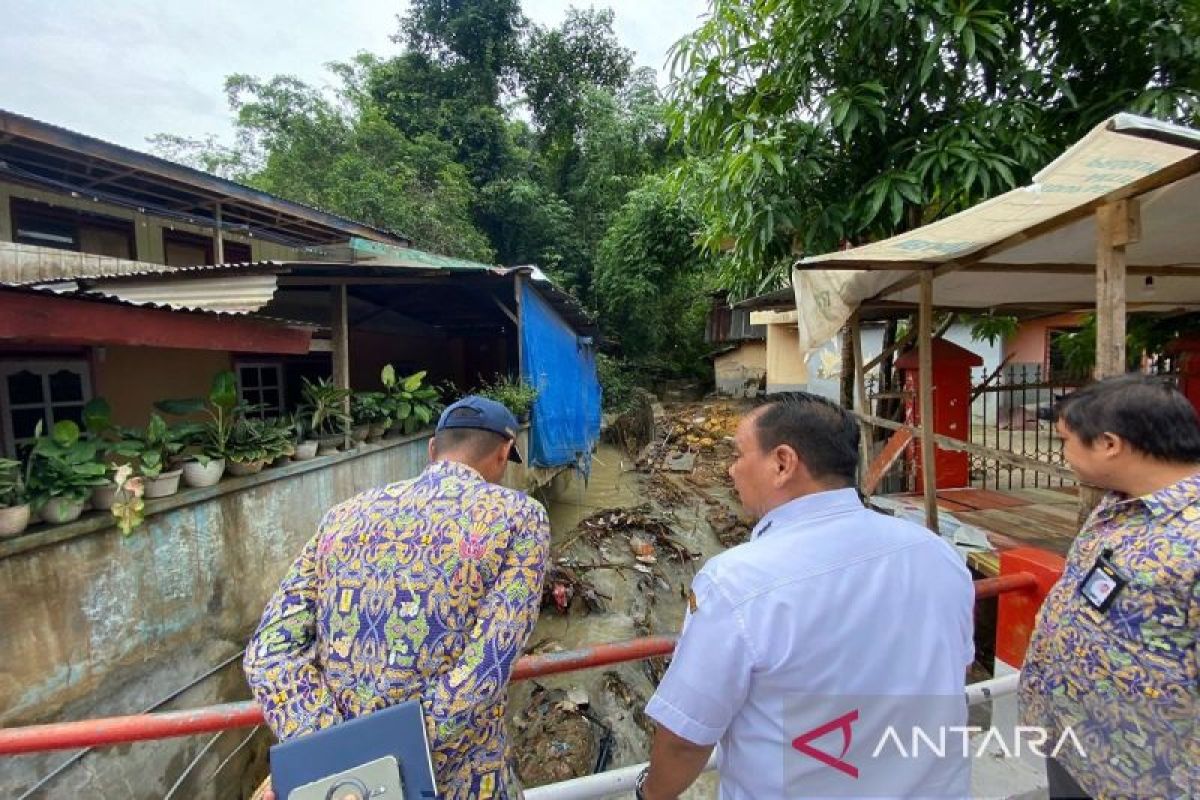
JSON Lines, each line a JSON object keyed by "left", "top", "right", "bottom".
{"left": 969, "top": 364, "right": 1082, "bottom": 490}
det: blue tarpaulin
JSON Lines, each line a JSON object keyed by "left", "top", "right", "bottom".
{"left": 520, "top": 282, "right": 601, "bottom": 470}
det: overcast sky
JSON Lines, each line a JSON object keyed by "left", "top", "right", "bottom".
{"left": 0, "top": 0, "right": 709, "bottom": 152}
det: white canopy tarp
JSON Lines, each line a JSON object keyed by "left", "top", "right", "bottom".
{"left": 791, "top": 114, "right": 1200, "bottom": 357}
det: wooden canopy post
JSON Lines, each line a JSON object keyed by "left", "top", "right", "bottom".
{"left": 514, "top": 272, "right": 525, "bottom": 379}
{"left": 214, "top": 203, "right": 225, "bottom": 264}
{"left": 331, "top": 284, "right": 351, "bottom": 447}
{"left": 918, "top": 271, "right": 939, "bottom": 532}
{"left": 1080, "top": 199, "right": 1141, "bottom": 523}
{"left": 850, "top": 312, "right": 871, "bottom": 484}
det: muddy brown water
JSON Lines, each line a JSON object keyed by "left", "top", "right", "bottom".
{"left": 514, "top": 443, "right": 738, "bottom": 797}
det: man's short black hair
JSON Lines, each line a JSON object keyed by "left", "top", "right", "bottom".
{"left": 1055, "top": 374, "right": 1200, "bottom": 463}
{"left": 434, "top": 427, "right": 509, "bottom": 461}
{"left": 751, "top": 391, "right": 860, "bottom": 485}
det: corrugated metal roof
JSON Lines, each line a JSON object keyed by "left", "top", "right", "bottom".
{"left": 0, "top": 241, "right": 285, "bottom": 286}
{"left": 87, "top": 274, "right": 279, "bottom": 314}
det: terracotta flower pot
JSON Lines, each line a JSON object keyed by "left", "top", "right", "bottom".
{"left": 40, "top": 497, "right": 85, "bottom": 525}
{"left": 182, "top": 459, "right": 225, "bottom": 488}
{"left": 368, "top": 422, "right": 388, "bottom": 442}
{"left": 316, "top": 435, "right": 343, "bottom": 456}
{"left": 144, "top": 469, "right": 183, "bottom": 499}
{"left": 0, "top": 503, "right": 31, "bottom": 537}
{"left": 352, "top": 424, "right": 370, "bottom": 443}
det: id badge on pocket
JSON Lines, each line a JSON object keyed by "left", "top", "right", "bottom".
{"left": 1079, "top": 547, "right": 1128, "bottom": 612}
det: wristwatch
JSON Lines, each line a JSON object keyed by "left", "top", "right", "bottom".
{"left": 635, "top": 766, "right": 650, "bottom": 800}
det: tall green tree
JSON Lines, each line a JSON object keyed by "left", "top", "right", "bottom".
{"left": 593, "top": 175, "right": 717, "bottom": 376}
{"left": 399, "top": 0, "right": 526, "bottom": 103}
{"left": 668, "top": 0, "right": 1200, "bottom": 295}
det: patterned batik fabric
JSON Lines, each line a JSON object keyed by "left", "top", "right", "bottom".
{"left": 1019, "top": 473, "right": 1200, "bottom": 799}
{"left": 245, "top": 459, "right": 551, "bottom": 800}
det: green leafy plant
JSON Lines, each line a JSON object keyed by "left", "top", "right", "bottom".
{"left": 110, "top": 414, "right": 189, "bottom": 479}
{"left": 380, "top": 366, "right": 442, "bottom": 435}
{"left": 26, "top": 420, "right": 109, "bottom": 509}
{"left": 0, "top": 457, "right": 27, "bottom": 508}
{"left": 299, "top": 377, "right": 352, "bottom": 438}
{"left": 477, "top": 374, "right": 539, "bottom": 419}
{"left": 351, "top": 391, "right": 392, "bottom": 426}
{"left": 156, "top": 371, "right": 240, "bottom": 464}
{"left": 224, "top": 416, "right": 296, "bottom": 465}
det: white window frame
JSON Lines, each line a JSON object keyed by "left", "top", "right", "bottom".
{"left": 0, "top": 360, "right": 94, "bottom": 457}
{"left": 235, "top": 362, "right": 285, "bottom": 417}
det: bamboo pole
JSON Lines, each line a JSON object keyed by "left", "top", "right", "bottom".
{"left": 919, "top": 271, "right": 939, "bottom": 532}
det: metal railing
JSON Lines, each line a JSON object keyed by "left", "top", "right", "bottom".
{"left": 0, "top": 576, "right": 1035, "bottom": 757}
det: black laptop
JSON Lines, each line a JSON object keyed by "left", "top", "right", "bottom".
{"left": 269, "top": 699, "right": 437, "bottom": 800}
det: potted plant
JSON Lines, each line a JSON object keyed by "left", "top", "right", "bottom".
{"left": 77, "top": 398, "right": 124, "bottom": 510}
{"left": 380, "top": 366, "right": 442, "bottom": 437}
{"left": 26, "top": 420, "right": 109, "bottom": 524}
{"left": 352, "top": 391, "right": 391, "bottom": 442}
{"left": 299, "top": 377, "right": 351, "bottom": 455}
{"left": 478, "top": 374, "right": 540, "bottom": 423}
{"left": 291, "top": 413, "right": 319, "bottom": 461}
{"left": 225, "top": 416, "right": 295, "bottom": 476}
{"left": 110, "top": 414, "right": 188, "bottom": 499}
{"left": 156, "top": 371, "right": 239, "bottom": 488}
{"left": 0, "top": 456, "right": 30, "bottom": 537}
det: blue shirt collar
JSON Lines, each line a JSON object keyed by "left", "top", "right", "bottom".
{"left": 751, "top": 488, "right": 863, "bottom": 540}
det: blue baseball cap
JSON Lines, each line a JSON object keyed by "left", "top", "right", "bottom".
{"left": 436, "top": 395, "right": 523, "bottom": 463}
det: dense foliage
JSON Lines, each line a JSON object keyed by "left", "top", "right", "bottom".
{"left": 154, "top": 0, "right": 1200, "bottom": 377}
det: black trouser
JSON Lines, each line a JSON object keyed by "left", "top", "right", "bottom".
{"left": 1046, "top": 756, "right": 1091, "bottom": 799}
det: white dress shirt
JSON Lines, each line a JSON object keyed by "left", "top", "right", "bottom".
{"left": 646, "top": 489, "right": 975, "bottom": 799}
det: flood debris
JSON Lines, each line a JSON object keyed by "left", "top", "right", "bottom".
{"left": 707, "top": 507, "right": 754, "bottom": 547}
{"left": 542, "top": 564, "right": 610, "bottom": 614}
{"left": 512, "top": 684, "right": 599, "bottom": 786}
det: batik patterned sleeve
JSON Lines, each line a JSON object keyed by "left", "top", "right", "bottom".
{"left": 423, "top": 499, "right": 551, "bottom": 754}
{"left": 243, "top": 531, "right": 342, "bottom": 740}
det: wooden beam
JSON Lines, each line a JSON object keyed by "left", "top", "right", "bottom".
{"left": 850, "top": 411, "right": 1076, "bottom": 481}
{"left": 214, "top": 203, "right": 225, "bottom": 264}
{"left": 918, "top": 271, "right": 939, "bottom": 532}
{"left": 331, "top": 285, "right": 351, "bottom": 446}
{"left": 1095, "top": 200, "right": 1137, "bottom": 377}
{"left": 514, "top": 272, "right": 525, "bottom": 377}
{"left": 491, "top": 295, "right": 519, "bottom": 326}
{"left": 0, "top": 289, "right": 312, "bottom": 354}
{"left": 850, "top": 312, "right": 871, "bottom": 486}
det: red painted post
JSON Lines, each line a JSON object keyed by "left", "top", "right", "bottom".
{"left": 995, "top": 547, "right": 1066, "bottom": 669}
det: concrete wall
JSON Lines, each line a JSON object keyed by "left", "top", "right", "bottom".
{"left": 713, "top": 341, "right": 766, "bottom": 397}
{"left": 95, "top": 346, "right": 234, "bottom": 427}
{"left": 0, "top": 429, "right": 560, "bottom": 798}
{"left": 765, "top": 323, "right": 807, "bottom": 393}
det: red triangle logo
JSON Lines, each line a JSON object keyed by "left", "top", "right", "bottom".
{"left": 791, "top": 709, "right": 860, "bottom": 778}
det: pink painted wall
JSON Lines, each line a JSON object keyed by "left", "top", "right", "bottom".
{"left": 1004, "top": 312, "right": 1088, "bottom": 366}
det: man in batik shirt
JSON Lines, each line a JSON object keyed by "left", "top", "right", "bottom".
{"left": 1020, "top": 375, "right": 1200, "bottom": 799}
{"left": 245, "top": 396, "right": 551, "bottom": 800}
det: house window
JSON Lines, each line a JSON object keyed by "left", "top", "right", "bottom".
{"left": 237, "top": 363, "right": 284, "bottom": 417}
{"left": 163, "top": 229, "right": 214, "bottom": 267}
{"left": 0, "top": 361, "right": 93, "bottom": 457}
{"left": 1046, "top": 327, "right": 1083, "bottom": 381}
{"left": 11, "top": 199, "right": 135, "bottom": 259}
{"left": 223, "top": 240, "right": 252, "bottom": 263}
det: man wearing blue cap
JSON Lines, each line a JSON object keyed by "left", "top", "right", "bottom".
{"left": 246, "top": 396, "right": 550, "bottom": 800}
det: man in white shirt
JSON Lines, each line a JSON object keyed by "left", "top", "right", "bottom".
{"left": 638, "top": 392, "right": 975, "bottom": 799}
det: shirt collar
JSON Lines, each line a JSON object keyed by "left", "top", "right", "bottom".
{"left": 1097, "top": 470, "right": 1200, "bottom": 519}
{"left": 425, "top": 459, "right": 485, "bottom": 483}
{"left": 751, "top": 488, "right": 863, "bottom": 540}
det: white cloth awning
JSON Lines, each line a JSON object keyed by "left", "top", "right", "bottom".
{"left": 791, "top": 114, "right": 1200, "bottom": 356}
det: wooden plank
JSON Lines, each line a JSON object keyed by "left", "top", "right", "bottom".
{"left": 514, "top": 272, "right": 524, "bottom": 376}
{"left": 919, "top": 270, "right": 938, "bottom": 532}
{"left": 850, "top": 313, "right": 871, "bottom": 483}
{"left": 852, "top": 411, "right": 1077, "bottom": 481}
{"left": 863, "top": 429, "right": 912, "bottom": 495}
{"left": 214, "top": 202, "right": 225, "bottom": 264}
{"left": 1095, "top": 201, "right": 1133, "bottom": 377}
